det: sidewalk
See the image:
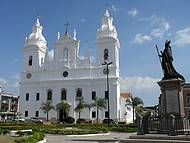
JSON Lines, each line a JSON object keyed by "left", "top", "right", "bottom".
{"left": 46, "top": 132, "right": 134, "bottom": 143}
{"left": 46, "top": 132, "right": 190, "bottom": 143}
{"left": 129, "top": 134, "right": 190, "bottom": 142}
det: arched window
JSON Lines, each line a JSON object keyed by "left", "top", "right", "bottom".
{"left": 104, "top": 49, "right": 109, "bottom": 60}
{"left": 63, "top": 48, "right": 68, "bottom": 61}
{"left": 76, "top": 88, "right": 82, "bottom": 100}
{"left": 47, "top": 89, "right": 52, "bottom": 101}
{"left": 28, "top": 55, "right": 33, "bottom": 66}
{"left": 61, "top": 89, "right": 67, "bottom": 100}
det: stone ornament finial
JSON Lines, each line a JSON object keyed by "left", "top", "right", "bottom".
{"left": 57, "top": 32, "right": 60, "bottom": 40}
{"left": 73, "top": 29, "right": 77, "bottom": 40}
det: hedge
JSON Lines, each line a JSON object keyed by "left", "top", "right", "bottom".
{"left": 0, "top": 121, "right": 137, "bottom": 135}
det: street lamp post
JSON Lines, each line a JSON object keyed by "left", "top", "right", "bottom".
{"left": 102, "top": 61, "right": 112, "bottom": 127}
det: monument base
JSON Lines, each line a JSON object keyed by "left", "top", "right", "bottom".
{"left": 158, "top": 78, "right": 185, "bottom": 117}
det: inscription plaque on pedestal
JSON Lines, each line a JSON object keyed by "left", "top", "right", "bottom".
{"left": 165, "top": 90, "right": 179, "bottom": 113}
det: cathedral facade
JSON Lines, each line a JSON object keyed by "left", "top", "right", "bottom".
{"left": 19, "top": 8, "right": 121, "bottom": 122}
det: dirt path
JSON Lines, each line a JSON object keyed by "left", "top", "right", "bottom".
{"left": 0, "top": 135, "right": 17, "bottom": 143}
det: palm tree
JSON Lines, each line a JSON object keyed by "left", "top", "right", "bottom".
{"left": 94, "top": 97, "right": 107, "bottom": 123}
{"left": 56, "top": 101, "right": 70, "bottom": 122}
{"left": 84, "top": 103, "right": 96, "bottom": 119}
{"left": 74, "top": 99, "right": 85, "bottom": 120}
{"left": 40, "top": 101, "right": 55, "bottom": 121}
{"left": 126, "top": 96, "right": 144, "bottom": 123}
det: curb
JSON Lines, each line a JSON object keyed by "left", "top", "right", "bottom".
{"left": 66, "top": 132, "right": 111, "bottom": 137}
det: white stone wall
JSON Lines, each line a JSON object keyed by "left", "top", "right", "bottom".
{"left": 20, "top": 77, "right": 119, "bottom": 121}
{"left": 119, "top": 97, "right": 133, "bottom": 123}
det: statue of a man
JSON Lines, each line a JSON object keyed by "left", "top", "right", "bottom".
{"left": 160, "top": 40, "right": 185, "bottom": 80}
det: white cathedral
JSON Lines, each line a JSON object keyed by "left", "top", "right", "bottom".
{"left": 19, "top": 8, "right": 131, "bottom": 122}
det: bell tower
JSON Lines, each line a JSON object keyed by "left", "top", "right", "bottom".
{"left": 23, "top": 17, "right": 47, "bottom": 71}
{"left": 96, "top": 7, "right": 120, "bottom": 75}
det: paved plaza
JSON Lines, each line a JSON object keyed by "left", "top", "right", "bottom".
{"left": 45, "top": 132, "right": 190, "bottom": 143}
{"left": 45, "top": 132, "right": 134, "bottom": 143}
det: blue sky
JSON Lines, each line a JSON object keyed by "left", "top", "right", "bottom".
{"left": 0, "top": 0, "right": 190, "bottom": 106}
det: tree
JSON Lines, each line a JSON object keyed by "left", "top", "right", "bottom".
{"left": 126, "top": 96, "right": 144, "bottom": 123}
{"left": 74, "top": 99, "right": 85, "bottom": 120}
{"left": 56, "top": 101, "right": 70, "bottom": 121}
{"left": 40, "top": 101, "right": 55, "bottom": 121}
{"left": 94, "top": 97, "right": 107, "bottom": 123}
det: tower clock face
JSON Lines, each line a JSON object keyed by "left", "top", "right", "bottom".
{"left": 26, "top": 73, "right": 32, "bottom": 79}
{"left": 103, "top": 68, "right": 109, "bottom": 74}
{"left": 63, "top": 71, "right": 68, "bottom": 77}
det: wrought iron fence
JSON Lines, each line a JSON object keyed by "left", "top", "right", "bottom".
{"left": 138, "top": 115, "right": 190, "bottom": 136}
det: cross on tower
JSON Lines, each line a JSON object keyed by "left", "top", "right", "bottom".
{"left": 104, "top": 3, "right": 109, "bottom": 16}
{"left": 105, "top": 3, "right": 109, "bottom": 9}
{"left": 36, "top": 12, "right": 40, "bottom": 25}
{"left": 64, "top": 22, "right": 70, "bottom": 35}
{"left": 37, "top": 12, "right": 40, "bottom": 19}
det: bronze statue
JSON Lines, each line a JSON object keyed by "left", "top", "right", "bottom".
{"left": 156, "top": 40, "right": 185, "bottom": 80}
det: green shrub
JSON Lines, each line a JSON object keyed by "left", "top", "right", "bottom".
{"left": 63, "top": 116, "right": 75, "bottom": 124}
{"left": 0, "top": 128, "right": 9, "bottom": 135}
{"left": 46, "top": 128, "right": 103, "bottom": 135}
{"left": 15, "top": 131, "right": 45, "bottom": 143}
{"left": 110, "top": 126, "right": 137, "bottom": 132}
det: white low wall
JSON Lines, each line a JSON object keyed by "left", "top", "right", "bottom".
{"left": 37, "top": 138, "right": 46, "bottom": 143}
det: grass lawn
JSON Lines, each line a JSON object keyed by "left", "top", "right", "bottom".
{"left": 0, "top": 135, "right": 18, "bottom": 143}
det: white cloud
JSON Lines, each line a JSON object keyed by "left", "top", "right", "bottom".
{"left": 134, "top": 34, "right": 152, "bottom": 44}
{"left": 11, "top": 81, "right": 20, "bottom": 89}
{"left": 12, "top": 59, "right": 19, "bottom": 63}
{"left": 150, "top": 29, "right": 164, "bottom": 39}
{"left": 48, "top": 49, "right": 54, "bottom": 61}
{"left": 0, "top": 78, "right": 19, "bottom": 95}
{"left": 11, "top": 73, "right": 20, "bottom": 80}
{"left": 137, "top": 15, "right": 170, "bottom": 40}
{"left": 120, "top": 76, "right": 159, "bottom": 91}
{"left": 128, "top": 8, "right": 138, "bottom": 18}
{"left": 112, "top": 5, "right": 117, "bottom": 12}
{"left": 120, "top": 76, "right": 160, "bottom": 106}
{"left": 81, "top": 18, "right": 87, "bottom": 22}
{"left": 138, "top": 15, "right": 156, "bottom": 22}
{"left": 162, "top": 20, "right": 170, "bottom": 31}
{"left": 0, "top": 78, "right": 7, "bottom": 86}
{"left": 150, "top": 18, "right": 170, "bottom": 39}
{"left": 10, "top": 81, "right": 20, "bottom": 95}
{"left": 132, "top": 16, "right": 170, "bottom": 44}
{"left": 174, "top": 27, "right": 190, "bottom": 47}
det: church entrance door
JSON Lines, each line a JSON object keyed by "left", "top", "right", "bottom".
{"left": 59, "top": 109, "right": 64, "bottom": 122}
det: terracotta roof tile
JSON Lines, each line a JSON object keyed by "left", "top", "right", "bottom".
{"left": 120, "top": 92, "right": 132, "bottom": 98}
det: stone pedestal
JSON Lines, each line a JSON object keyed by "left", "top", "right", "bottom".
{"left": 158, "top": 78, "right": 185, "bottom": 117}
